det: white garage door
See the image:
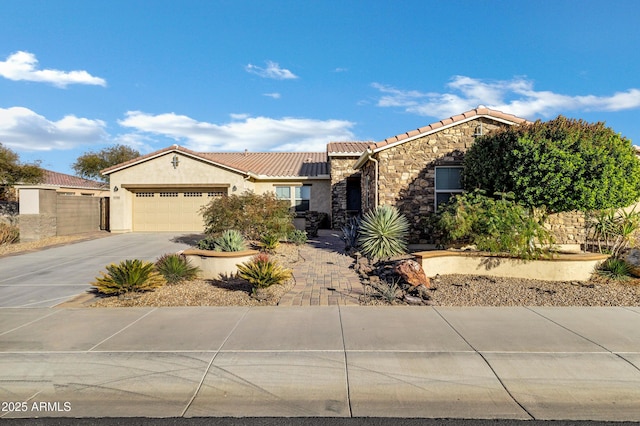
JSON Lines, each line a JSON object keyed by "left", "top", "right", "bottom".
{"left": 133, "top": 190, "right": 225, "bottom": 232}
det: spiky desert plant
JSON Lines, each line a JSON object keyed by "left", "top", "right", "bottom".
{"left": 341, "top": 216, "right": 361, "bottom": 252}
{"left": 0, "top": 223, "right": 19, "bottom": 245}
{"left": 155, "top": 253, "right": 200, "bottom": 284}
{"left": 286, "top": 229, "right": 308, "bottom": 245}
{"left": 259, "top": 233, "right": 280, "bottom": 252}
{"left": 358, "top": 205, "right": 409, "bottom": 260}
{"left": 213, "top": 229, "right": 246, "bottom": 252}
{"left": 597, "top": 258, "right": 632, "bottom": 281}
{"left": 92, "top": 259, "right": 166, "bottom": 295}
{"left": 236, "top": 252, "right": 292, "bottom": 292}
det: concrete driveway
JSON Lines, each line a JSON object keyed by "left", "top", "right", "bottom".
{"left": 0, "top": 233, "right": 195, "bottom": 308}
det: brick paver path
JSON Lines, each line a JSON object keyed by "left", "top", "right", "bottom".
{"left": 278, "top": 230, "right": 364, "bottom": 306}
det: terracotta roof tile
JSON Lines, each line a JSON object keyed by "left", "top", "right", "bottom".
{"left": 327, "top": 141, "right": 372, "bottom": 155}
{"left": 43, "top": 170, "right": 106, "bottom": 189}
{"left": 102, "top": 145, "right": 329, "bottom": 178}
{"left": 371, "top": 106, "right": 530, "bottom": 151}
{"left": 201, "top": 152, "right": 328, "bottom": 177}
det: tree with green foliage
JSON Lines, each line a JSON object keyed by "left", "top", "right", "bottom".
{"left": 462, "top": 116, "right": 640, "bottom": 213}
{"left": 72, "top": 144, "right": 140, "bottom": 182}
{"left": 200, "top": 190, "right": 294, "bottom": 240}
{"left": 0, "top": 143, "right": 44, "bottom": 200}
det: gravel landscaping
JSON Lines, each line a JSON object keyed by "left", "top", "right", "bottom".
{"left": 3, "top": 232, "right": 640, "bottom": 307}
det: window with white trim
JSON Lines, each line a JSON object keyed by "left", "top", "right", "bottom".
{"left": 435, "top": 166, "right": 463, "bottom": 210}
{"left": 274, "top": 186, "right": 291, "bottom": 200}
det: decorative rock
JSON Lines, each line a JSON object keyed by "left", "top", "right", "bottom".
{"left": 394, "top": 259, "right": 430, "bottom": 288}
{"left": 404, "top": 294, "right": 424, "bottom": 305}
{"left": 623, "top": 249, "right": 640, "bottom": 277}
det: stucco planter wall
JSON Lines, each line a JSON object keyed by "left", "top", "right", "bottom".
{"left": 183, "top": 249, "right": 259, "bottom": 280}
{"left": 413, "top": 250, "right": 609, "bottom": 282}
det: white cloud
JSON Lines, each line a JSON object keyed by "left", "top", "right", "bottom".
{"left": 245, "top": 61, "right": 298, "bottom": 80}
{"left": 372, "top": 76, "right": 640, "bottom": 119}
{"left": 118, "top": 111, "right": 355, "bottom": 152}
{"left": 0, "top": 51, "right": 106, "bottom": 88}
{"left": 0, "top": 106, "right": 107, "bottom": 150}
{"left": 263, "top": 92, "right": 281, "bottom": 99}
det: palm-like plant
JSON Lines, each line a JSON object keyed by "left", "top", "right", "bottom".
{"left": 92, "top": 259, "right": 166, "bottom": 295}
{"left": 155, "top": 253, "right": 200, "bottom": 284}
{"left": 236, "top": 253, "right": 292, "bottom": 292}
{"left": 358, "top": 205, "right": 409, "bottom": 260}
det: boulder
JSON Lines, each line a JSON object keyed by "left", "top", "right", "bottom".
{"left": 623, "top": 249, "right": 640, "bottom": 277}
{"left": 394, "top": 259, "right": 430, "bottom": 288}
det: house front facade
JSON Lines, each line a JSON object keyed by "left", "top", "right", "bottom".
{"left": 102, "top": 146, "right": 331, "bottom": 233}
{"left": 104, "top": 107, "right": 588, "bottom": 246}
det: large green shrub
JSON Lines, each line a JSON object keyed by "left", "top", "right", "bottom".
{"left": 155, "top": 253, "right": 200, "bottom": 284}
{"left": 92, "top": 259, "right": 166, "bottom": 295}
{"left": 463, "top": 116, "right": 640, "bottom": 213}
{"left": 358, "top": 205, "right": 409, "bottom": 260}
{"left": 236, "top": 252, "right": 292, "bottom": 292}
{"left": 437, "top": 190, "right": 554, "bottom": 259}
{"left": 200, "top": 191, "right": 294, "bottom": 240}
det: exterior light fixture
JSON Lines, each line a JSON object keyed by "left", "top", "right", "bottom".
{"left": 113, "top": 186, "right": 119, "bottom": 192}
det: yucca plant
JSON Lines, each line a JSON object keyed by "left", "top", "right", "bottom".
{"left": 213, "top": 229, "right": 247, "bottom": 252}
{"left": 259, "top": 233, "right": 280, "bottom": 252}
{"left": 155, "top": 253, "right": 201, "bottom": 284}
{"left": 341, "top": 216, "right": 361, "bottom": 252}
{"left": 236, "top": 252, "right": 292, "bottom": 292}
{"left": 597, "top": 258, "right": 632, "bottom": 281}
{"left": 92, "top": 259, "right": 166, "bottom": 295}
{"left": 358, "top": 205, "right": 409, "bottom": 261}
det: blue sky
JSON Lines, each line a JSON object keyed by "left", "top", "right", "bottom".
{"left": 1, "top": 0, "right": 639, "bottom": 176}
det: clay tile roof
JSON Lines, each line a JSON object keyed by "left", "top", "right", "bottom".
{"left": 102, "top": 145, "right": 329, "bottom": 178}
{"left": 200, "top": 151, "right": 329, "bottom": 177}
{"left": 370, "top": 106, "right": 530, "bottom": 151}
{"left": 327, "top": 141, "right": 372, "bottom": 155}
{"left": 43, "top": 170, "right": 106, "bottom": 189}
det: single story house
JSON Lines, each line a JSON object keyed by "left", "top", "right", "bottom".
{"left": 101, "top": 107, "right": 592, "bottom": 247}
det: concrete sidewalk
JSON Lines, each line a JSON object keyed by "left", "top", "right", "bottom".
{"left": 1, "top": 305, "right": 640, "bottom": 420}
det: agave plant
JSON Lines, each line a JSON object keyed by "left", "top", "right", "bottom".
{"left": 155, "top": 253, "right": 200, "bottom": 284}
{"left": 286, "top": 229, "right": 308, "bottom": 245}
{"left": 213, "top": 229, "right": 247, "bottom": 252}
{"left": 92, "top": 259, "right": 166, "bottom": 295}
{"left": 358, "top": 205, "right": 409, "bottom": 261}
{"left": 236, "top": 252, "right": 292, "bottom": 291}
{"left": 341, "top": 216, "right": 361, "bottom": 252}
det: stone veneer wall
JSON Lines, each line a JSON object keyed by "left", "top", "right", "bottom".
{"left": 330, "top": 156, "right": 361, "bottom": 229}
{"left": 546, "top": 211, "right": 587, "bottom": 246}
{"left": 362, "top": 118, "right": 510, "bottom": 243}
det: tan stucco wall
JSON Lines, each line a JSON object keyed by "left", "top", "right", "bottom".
{"left": 415, "top": 250, "right": 609, "bottom": 282}
{"left": 254, "top": 179, "right": 331, "bottom": 215}
{"left": 108, "top": 152, "right": 255, "bottom": 233}
{"left": 107, "top": 152, "right": 331, "bottom": 233}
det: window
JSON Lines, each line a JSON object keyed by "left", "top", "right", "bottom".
{"left": 295, "top": 185, "right": 310, "bottom": 212}
{"left": 207, "top": 191, "right": 225, "bottom": 197}
{"left": 274, "top": 185, "right": 311, "bottom": 211}
{"left": 184, "top": 192, "right": 202, "bottom": 197}
{"left": 275, "top": 186, "right": 291, "bottom": 200}
{"left": 435, "top": 166, "right": 463, "bottom": 210}
{"left": 136, "top": 192, "right": 154, "bottom": 197}
{"left": 159, "top": 192, "right": 178, "bottom": 197}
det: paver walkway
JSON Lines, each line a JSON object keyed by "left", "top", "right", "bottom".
{"left": 278, "top": 230, "right": 364, "bottom": 306}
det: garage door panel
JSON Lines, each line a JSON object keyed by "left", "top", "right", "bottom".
{"left": 133, "top": 191, "right": 213, "bottom": 232}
